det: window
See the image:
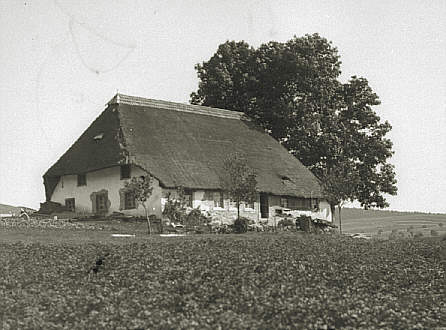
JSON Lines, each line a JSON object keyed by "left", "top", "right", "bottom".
{"left": 93, "top": 133, "right": 104, "bottom": 140}
{"left": 77, "top": 174, "right": 86, "bottom": 186}
{"left": 213, "top": 191, "right": 224, "bottom": 208}
{"left": 120, "top": 164, "right": 131, "bottom": 179}
{"left": 184, "top": 189, "right": 193, "bottom": 207}
{"left": 245, "top": 200, "right": 254, "bottom": 209}
{"left": 65, "top": 198, "right": 75, "bottom": 212}
{"left": 298, "top": 198, "right": 312, "bottom": 210}
{"left": 288, "top": 197, "right": 312, "bottom": 210}
{"left": 124, "top": 191, "right": 136, "bottom": 210}
{"left": 280, "top": 197, "right": 288, "bottom": 208}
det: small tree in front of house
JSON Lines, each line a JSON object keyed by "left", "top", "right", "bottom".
{"left": 125, "top": 175, "right": 154, "bottom": 235}
{"left": 320, "top": 160, "right": 360, "bottom": 234}
{"left": 222, "top": 153, "right": 258, "bottom": 220}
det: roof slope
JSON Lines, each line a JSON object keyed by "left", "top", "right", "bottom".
{"left": 44, "top": 94, "right": 323, "bottom": 199}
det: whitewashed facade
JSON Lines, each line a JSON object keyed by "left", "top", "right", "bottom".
{"left": 50, "top": 165, "right": 332, "bottom": 222}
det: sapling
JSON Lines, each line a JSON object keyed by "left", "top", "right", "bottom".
{"left": 125, "top": 175, "right": 154, "bottom": 235}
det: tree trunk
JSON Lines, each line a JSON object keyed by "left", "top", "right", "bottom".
{"left": 144, "top": 205, "right": 152, "bottom": 235}
{"left": 338, "top": 204, "right": 342, "bottom": 235}
{"left": 237, "top": 201, "right": 240, "bottom": 220}
{"left": 330, "top": 203, "right": 336, "bottom": 223}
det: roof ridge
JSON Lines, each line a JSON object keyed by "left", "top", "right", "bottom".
{"left": 108, "top": 93, "right": 248, "bottom": 120}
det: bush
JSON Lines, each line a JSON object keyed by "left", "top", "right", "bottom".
{"left": 430, "top": 230, "right": 439, "bottom": 237}
{"left": 185, "top": 208, "right": 211, "bottom": 233}
{"left": 211, "top": 223, "right": 234, "bottom": 234}
{"left": 278, "top": 218, "right": 295, "bottom": 229}
{"left": 414, "top": 232, "right": 423, "bottom": 238}
{"left": 233, "top": 217, "right": 249, "bottom": 233}
{"left": 296, "top": 215, "right": 312, "bottom": 232}
{"left": 438, "top": 223, "right": 444, "bottom": 227}
{"left": 162, "top": 190, "right": 188, "bottom": 224}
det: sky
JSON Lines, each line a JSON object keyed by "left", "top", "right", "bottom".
{"left": 0, "top": 0, "right": 445, "bottom": 213}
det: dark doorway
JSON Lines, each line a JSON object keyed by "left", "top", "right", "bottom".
{"left": 260, "top": 193, "right": 269, "bottom": 218}
{"left": 96, "top": 193, "right": 108, "bottom": 214}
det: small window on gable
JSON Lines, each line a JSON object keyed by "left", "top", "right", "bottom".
{"left": 77, "top": 174, "right": 86, "bottom": 186}
{"left": 65, "top": 198, "right": 75, "bottom": 212}
{"left": 93, "top": 133, "right": 104, "bottom": 140}
{"left": 124, "top": 191, "right": 136, "bottom": 210}
{"left": 120, "top": 164, "right": 131, "bottom": 180}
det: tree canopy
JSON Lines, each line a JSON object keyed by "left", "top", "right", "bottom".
{"left": 125, "top": 175, "right": 154, "bottom": 234}
{"left": 191, "top": 34, "right": 397, "bottom": 209}
{"left": 221, "top": 153, "right": 257, "bottom": 219}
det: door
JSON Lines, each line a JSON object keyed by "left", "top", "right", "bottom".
{"left": 96, "top": 194, "right": 108, "bottom": 214}
{"left": 260, "top": 193, "right": 269, "bottom": 218}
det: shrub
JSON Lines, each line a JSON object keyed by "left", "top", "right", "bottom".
{"left": 422, "top": 225, "right": 427, "bottom": 228}
{"left": 162, "top": 190, "right": 188, "bottom": 224}
{"left": 185, "top": 208, "right": 211, "bottom": 232}
{"left": 278, "top": 218, "right": 295, "bottom": 229}
{"left": 438, "top": 223, "right": 444, "bottom": 227}
{"left": 233, "top": 217, "right": 249, "bottom": 233}
{"left": 414, "top": 232, "right": 423, "bottom": 238}
{"left": 296, "top": 215, "right": 312, "bottom": 232}
{"left": 377, "top": 229, "right": 383, "bottom": 235}
{"left": 430, "top": 230, "right": 439, "bottom": 237}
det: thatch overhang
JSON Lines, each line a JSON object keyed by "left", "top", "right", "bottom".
{"left": 43, "top": 94, "right": 323, "bottom": 200}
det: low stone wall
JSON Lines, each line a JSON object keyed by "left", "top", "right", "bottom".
{"left": 0, "top": 217, "right": 103, "bottom": 230}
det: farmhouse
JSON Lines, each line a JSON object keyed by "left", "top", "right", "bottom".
{"left": 43, "top": 94, "right": 332, "bottom": 223}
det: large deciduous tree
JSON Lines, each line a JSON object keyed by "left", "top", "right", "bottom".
{"left": 191, "top": 34, "right": 397, "bottom": 215}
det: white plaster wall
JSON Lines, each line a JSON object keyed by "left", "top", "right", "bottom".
{"left": 160, "top": 189, "right": 260, "bottom": 223}
{"left": 267, "top": 196, "right": 333, "bottom": 224}
{"left": 50, "top": 165, "right": 162, "bottom": 217}
{"left": 160, "top": 190, "right": 333, "bottom": 224}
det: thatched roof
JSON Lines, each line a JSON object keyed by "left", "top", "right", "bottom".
{"left": 44, "top": 94, "right": 323, "bottom": 200}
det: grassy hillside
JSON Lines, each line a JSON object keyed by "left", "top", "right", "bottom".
{"left": 335, "top": 207, "right": 439, "bottom": 220}
{"left": 0, "top": 203, "right": 35, "bottom": 215}
{"left": 335, "top": 207, "right": 446, "bottom": 237}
